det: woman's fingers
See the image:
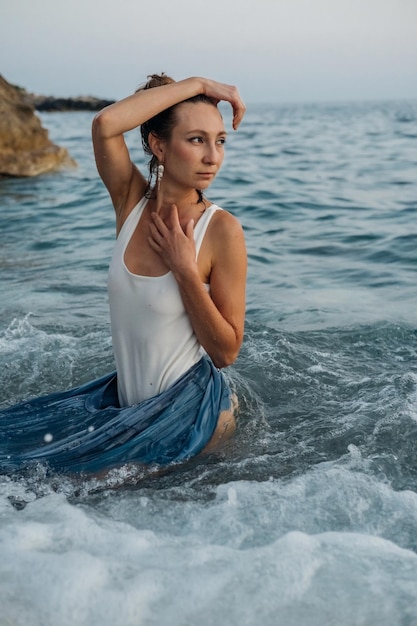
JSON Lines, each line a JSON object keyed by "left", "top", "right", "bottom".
{"left": 150, "top": 211, "right": 169, "bottom": 234}
{"left": 232, "top": 100, "right": 246, "bottom": 129}
{"left": 202, "top": 80, "right": 246, "bottom": 129}
{"left": 229, "top": 88, "right": 246, "bottom": 129}
{"left": 148, "top": 205, "right": 195, "bottom": 262}
{"left": 147, "top": 222, "right": 164, "bottom": 253}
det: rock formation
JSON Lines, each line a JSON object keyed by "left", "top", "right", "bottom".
{"left": 30, "top": 94, "right": 115, "bottom": 112}
{"left": 0, "top": 75, "right": 76, "bottom": 177}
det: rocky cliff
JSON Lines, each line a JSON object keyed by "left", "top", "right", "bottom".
{"left": 0, "top": 75, "right": 76, "bottom": 177}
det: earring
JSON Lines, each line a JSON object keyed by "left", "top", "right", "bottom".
{"left": 156, "top": 163, "right": 164, "bottom": 192}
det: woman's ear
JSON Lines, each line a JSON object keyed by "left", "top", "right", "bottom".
{"left": 148, "top": 132, "right": 165, "bottom": 161}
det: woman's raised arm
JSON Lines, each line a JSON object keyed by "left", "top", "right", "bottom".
{"left": 92, "top": 77, "right": 245, "bottom": 215}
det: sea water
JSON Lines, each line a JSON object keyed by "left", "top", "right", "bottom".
{"left": 1, "top": 100, "right": 417, "bottom": 625}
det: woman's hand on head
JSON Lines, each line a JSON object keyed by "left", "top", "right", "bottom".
{"left": 199, "top": 78, "right": 246, "bottom": 130}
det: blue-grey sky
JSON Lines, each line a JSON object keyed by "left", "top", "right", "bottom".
{"left": 1, "top": 0, "right": 416, "bottom": 103}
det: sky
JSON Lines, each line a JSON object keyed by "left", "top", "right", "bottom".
{"left": 1, "top": 0, "right": 416, "bottom": 104}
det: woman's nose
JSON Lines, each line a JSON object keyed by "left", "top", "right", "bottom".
{"left": 203, "top": 142, "right": 219, "bottom": 164}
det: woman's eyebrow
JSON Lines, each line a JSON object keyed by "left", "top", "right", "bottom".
{"left": 185, "top": 129, "right": 228, "bottom": 136}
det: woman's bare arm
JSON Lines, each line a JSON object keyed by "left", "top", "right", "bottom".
{"left": 149, "top": 207, "right": 247, "bottom": 368}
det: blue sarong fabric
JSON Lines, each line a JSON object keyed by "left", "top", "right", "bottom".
{"left": 0, "top": 357, "right": 231, "bottom": 474}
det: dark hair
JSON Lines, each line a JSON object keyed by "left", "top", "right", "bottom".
{"left": 136, "top": 73, "right": 217, "bottom": 200}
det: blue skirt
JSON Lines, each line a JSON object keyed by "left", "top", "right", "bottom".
{"left": 0, "top": 357, "right": 231, "bottom": 474}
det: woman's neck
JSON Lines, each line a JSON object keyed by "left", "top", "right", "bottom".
{"left": 154, "top": 185, "right": 203, "bottom": 216}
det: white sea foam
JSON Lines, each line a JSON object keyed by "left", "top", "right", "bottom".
{"left": 1, "top": 460, "right": 417, "bottom": 626}
{"left": 0, "top": 315, "right": 113, "bottom": 405}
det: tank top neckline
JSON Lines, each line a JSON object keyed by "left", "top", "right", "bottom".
{"left": 120, "top": 197, "right": 219, "bottom": 281}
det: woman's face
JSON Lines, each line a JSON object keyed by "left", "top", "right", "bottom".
{"left": 161, "top": 102, "right": 227, "bottom": 192}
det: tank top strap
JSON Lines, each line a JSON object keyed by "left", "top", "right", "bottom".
{"left": 116, "top": 196, "right": 148, "bottom": 244}
{"left": 194, "top": 204, "right": 221, "bottom": 257}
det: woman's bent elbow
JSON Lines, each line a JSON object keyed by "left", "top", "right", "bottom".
{"left": 212, "top": 348, "right": 239, "bottom": 370}
{"left": 92, "top": 108, "right": 113, "bottom": 139}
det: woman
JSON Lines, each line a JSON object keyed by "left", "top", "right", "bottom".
{"left": 93, "top": 74, "right": 247, "bottom": 451}
{"left": 0, "top": 75, "right": 246, "bottom": 475}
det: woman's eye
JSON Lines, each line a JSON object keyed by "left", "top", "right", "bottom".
{"left": 189, "top": 136, "right": 226, "bottom": 145}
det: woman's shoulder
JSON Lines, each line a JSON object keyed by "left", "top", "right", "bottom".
{"left": 203, "top": 205, "right": 246, "bottom": 264}
{"left": 208, "top": 205, "right": 244, "bottom": 239}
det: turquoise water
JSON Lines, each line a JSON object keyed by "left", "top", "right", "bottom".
{"left": 1, "top": 101, "right": 417, "bottom": 625}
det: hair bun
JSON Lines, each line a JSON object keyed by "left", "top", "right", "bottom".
{"left": 137, "top": 73, "right": 175, "bottom": 92}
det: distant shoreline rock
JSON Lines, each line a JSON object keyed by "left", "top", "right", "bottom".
{"left": 0, "top": 75, "right": 77, "bottom": 177}
{"left": 30, "top": 94, "right": 115, "bottom": 112}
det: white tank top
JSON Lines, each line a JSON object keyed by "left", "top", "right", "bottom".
{"left": 107, "top": 197, "right": 221, "bottom": 406}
